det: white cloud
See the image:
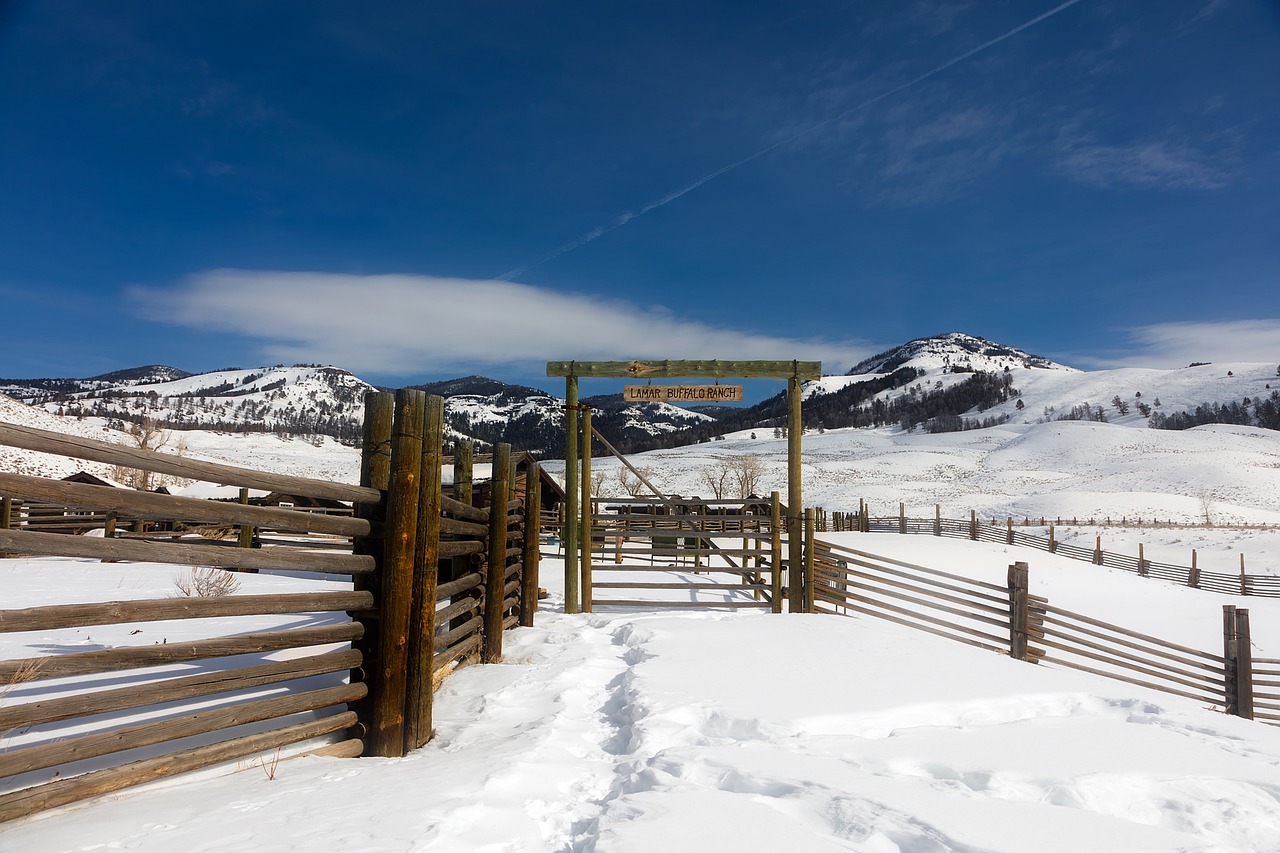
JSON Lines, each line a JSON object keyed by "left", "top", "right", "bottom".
{"left": 1092, "top": 319, "right": 1280, "bottom": 368}
{"left": 131, "top": 270, "right": 874, "bottom": 376}
{"left": 1056, "top": 136, "right": 1228, "bottom": 191}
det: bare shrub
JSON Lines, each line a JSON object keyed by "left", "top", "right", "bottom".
{"left": 727, "top": 455, "right": 765, "bottom": 499}
{"left": 173, "top": 566, "right": 241, "bottom": 597}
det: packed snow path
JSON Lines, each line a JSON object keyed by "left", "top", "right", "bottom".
{"left": 7, "top": 585, "right": 1280, "bottom": 852}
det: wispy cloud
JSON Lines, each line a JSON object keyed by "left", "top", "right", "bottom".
{"left": 1055, "top": 134, "right": 1230, "bottom": 191}
{"left": 1086, "top": 319, "right": 1280, "bottom": 368}
{"left": 131, "top": 271, "right": 874, "bottom": 376}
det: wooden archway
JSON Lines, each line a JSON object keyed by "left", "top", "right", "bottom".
{"left": 546, "top": 359, "right": 821, "bottom": 613}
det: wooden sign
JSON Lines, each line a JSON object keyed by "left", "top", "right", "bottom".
{"left": 623, "top": 384, "right": 744, "bottom": 403}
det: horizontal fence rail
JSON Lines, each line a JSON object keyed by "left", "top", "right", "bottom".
{"left": 810, "top": 533, "right": 1273, "bottom": 731}
{"left": 0, "top": 390, "right": 541, "bottom": 822}
{"left": 816, "top": 504, "right": 1279, "bottom": 598}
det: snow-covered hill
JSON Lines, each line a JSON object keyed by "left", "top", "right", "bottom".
{"left": 849, "top": 332, "right": 1075, "bottom": 375}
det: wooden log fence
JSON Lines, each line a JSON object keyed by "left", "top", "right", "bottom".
{"left": 0, "top": 392, "right": 541, "bottom": 821}
{"left": 817, "top": 503, "right": 1280, "bottom": 598}
{"left": 810, "top": 531, "right": 1274, "bottom": 730}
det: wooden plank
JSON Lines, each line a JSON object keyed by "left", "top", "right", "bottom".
{"left": 816, "top": 559, "right": 1009, "bottom": 613}
{"left": 439, "top": 515, "right": 487, "bottom": 537}
{"left": 1041, "top": 605, "right": 1225, "bottom": 663}
{"left": 546, "top": 359, "right": 822, "bottom": 380}
{"left": 592, "top": 582, "right": 764, "bottom": 591}
{"left": 0, "top": 422, "right": 378, "bottom": 505}
{"left": 484, "top": 444, "right": 510, "bottom": 662}
{"left": 0, "top": 591, "right": 372, "bottom": 633}
{"left": 436, "top": 596, "right": 481, "bottom": 626}
{"left": 439, "top": 539, "right": 485, "bottom": 558}
{"left": 406, "top": 393, "right": 444, "bottom": 752}
{"left": 0, "top": 622, "right": 363, "bottom": 681}
{"left": 816, "top": 582, "right": 1009, "bottom": 631}
{"left": 520, "top": 459, "right": 542, "bottom": 627}
{"left": 441, "top": 494, "right": 487, "bottom": 523}
{"left": 436, "top": 571, "right": 483, "bottom": 599}
{"left": 1039, "top": 655, "right": 1221, "bottom": 706}
{"left": 1038, "top": 611, "right": 1227, "bottom": 677}
{"left": 368, "top": 389, "right": 424, "bottom": 758}
{"left": 816, "top": 539, "right": 1009, "bottom": 594}
{"left": 0, "top": 472, "right": 369, "bottom": 537}
{"left": 0, "top": 682, "right": 366, "bottom": 778}
{"left": 434, "top": 633, "right": 482, "bottom": 671}
{"left": 1037, "top": 637, "right": 1224, "bottom": 696}
{"left": 823, "top": 598, "right": 1008, "bottom": 654}
{"left": 0, "top": 712, "right": 357, "bottom": 824}
{"left": 0, "top": 649, "right": 360, "bottom": 732}
{"left": 589, "top": 599, "right": 771, "bottom": 608}
{"left": 0, "top": 527, "right": 375, "bottom": 575}
{"left": 435, "top": 615, "right": 482, "bottom": 652}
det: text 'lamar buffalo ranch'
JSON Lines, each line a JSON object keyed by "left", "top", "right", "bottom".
{"left": 623, "top": 385, "right": 744, "bottom": 403}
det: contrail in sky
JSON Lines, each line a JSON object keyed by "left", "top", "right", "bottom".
{"left": 496, "top": 0, "right": 1084, "bottom": 282}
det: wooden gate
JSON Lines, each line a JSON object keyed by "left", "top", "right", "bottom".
{"left": 584, "top": 497, "right": 783, "bottom": 611}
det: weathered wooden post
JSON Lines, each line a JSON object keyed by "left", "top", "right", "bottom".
{"left": 1224, "top": 605, "right": 1255, "bottom": 719}
{"left": 934, "top": 504, "right": 941, "bottom": 536}
{"left": 369, "top": 389, "right": 425, "bottom": 758}
{"left": 405, "top": 394, "right": 443, "bottom": 752}
{"left": 1008, "top": 562, "right": 1030, "bottom": 662}
{"left": 564, "top": 376, "right": 580, "bottom": 614}
{"left": 483, "top": 443, "right": 511, "bottom": 663}
{"left": 0, "top": 496, "right": 10, "bottom": 530}
{"left": 352, "top": 390, "right": 393, "bottom": 751}
{"left": 1241, "top": 555, "right": 1248, "bottom": 596}
{"left": 1138, "top": 543, "right": 1147, "bottom": 577}
{"left": 804, "top": 508, "right": 816, "bottom": 612}
{"left": 520, "top": 460, "right": 541, "bottom": 627}
{"left": 770, "top": 491, "right": 783, "bottom": 614}
{"left": 1006, "top": 516, "right": 1013, "bottom": 545}
{"left": 1048, "top": 525, "right": 1056, "bottom": 553}
{"left": 581, "top": 408, "right": 593, "bottom": 614}
{"left": 969, "top": 509, "right": 977, "bottom": 540}
{"left": 237, "top": 487, "right": 254, "bottom": 549}
{"left": 787, "top": 374, "right": 803, "bottom": 613}
{"left": 898, "top": 502, "right": 906, "bottom": 534}
{"left": 1094, "top": 535, "right": 1103, "bottom": 565}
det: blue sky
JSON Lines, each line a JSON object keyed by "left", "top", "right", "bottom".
{"left": 1, "top": 0, "right": 1277, "bottom": 395}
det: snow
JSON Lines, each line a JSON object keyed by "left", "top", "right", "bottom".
{"left": 6, "top": 351, "right": 1280, "bottom": 850}
{"left": 6, "top": 540, "right": 1280, "bottom": 851}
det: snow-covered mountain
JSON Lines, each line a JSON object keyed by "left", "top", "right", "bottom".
{"left": 848, "top": 332, "right": 1075, "bottom": 375}
{"left": 3, "top": 364, "right": 375, "bottom": 444}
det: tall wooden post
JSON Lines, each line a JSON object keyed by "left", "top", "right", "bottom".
{"left": 1008, "top": 562, "right": 1030, "bottom": 662}
{"left": 899, "top": 503, "right": 906, "bottom": 534}
{"left": 804, "top": 508, "right": 816, "bottom": 612}
{"left": 934, "top": 504, "right": 941, "bottom": 536}
{"left": 1094, "top": 535, "right": 1102, "bottom": 565}
{"left": 1224, "top": 605, "right": 1255, "bottom": 719}
{"left": 581, "top": 407, "right": 593, "bottom": 614}
{"left": 369, "top": 389, "right": 425, "bottom": 758}
{"left": 481, "top": 440, "right": 512, "bottom": 660}
{"left": 1189, "top": 549, "right": 1199, "bottom": 587}
{"left": 237, "top": 487, "right": 254, "bottom": 549}
{"left": 1006, "top": 516, "right": 1013, "bottom": 545}
{"left": 1241, "top": 554, "right": 1248, "bottom": 595}
{"left": 787, "top": 374, "right": 803, "bottom": 613}
{"left": 352, "top": 391, "right": 393, "bottom": 750}
{"left": 1138, "top": 543, "right": 1147, "bottom": 576}
{"left": 1048, "top": 525, "right": 1056, "bottom": 553}
{"left": 405, "top": 395, "right": 443, "bottom": 752}
{"left": 969, "top": 509, "right": 977, "bottom": 540}
{"left": 564, "top": 376, "right": 580, "bottom": 614}
{"left": 770, "top": 491, "right": 783, "bottom": 614}
{"left": 484, "top": 443, "right": 511, "bottom": 663}
{"left": 520, "top": 460, "right": 542, "bottom": 627}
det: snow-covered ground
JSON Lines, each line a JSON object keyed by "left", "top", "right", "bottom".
{"left": 5, "top": 537, "right": 1280, "bottom": 852}
{"left": 6, "top": 360, "right": 1280, "bottom": 850}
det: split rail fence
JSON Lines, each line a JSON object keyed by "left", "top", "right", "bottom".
{"left": 810, "top": 537, "right": 1276, "bottom": 727}
{"left": 817, "top": 504, "right": 1279, "bottom": 598}
{"left": 0, "top": 390, "right": 541, "bottom": 823}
